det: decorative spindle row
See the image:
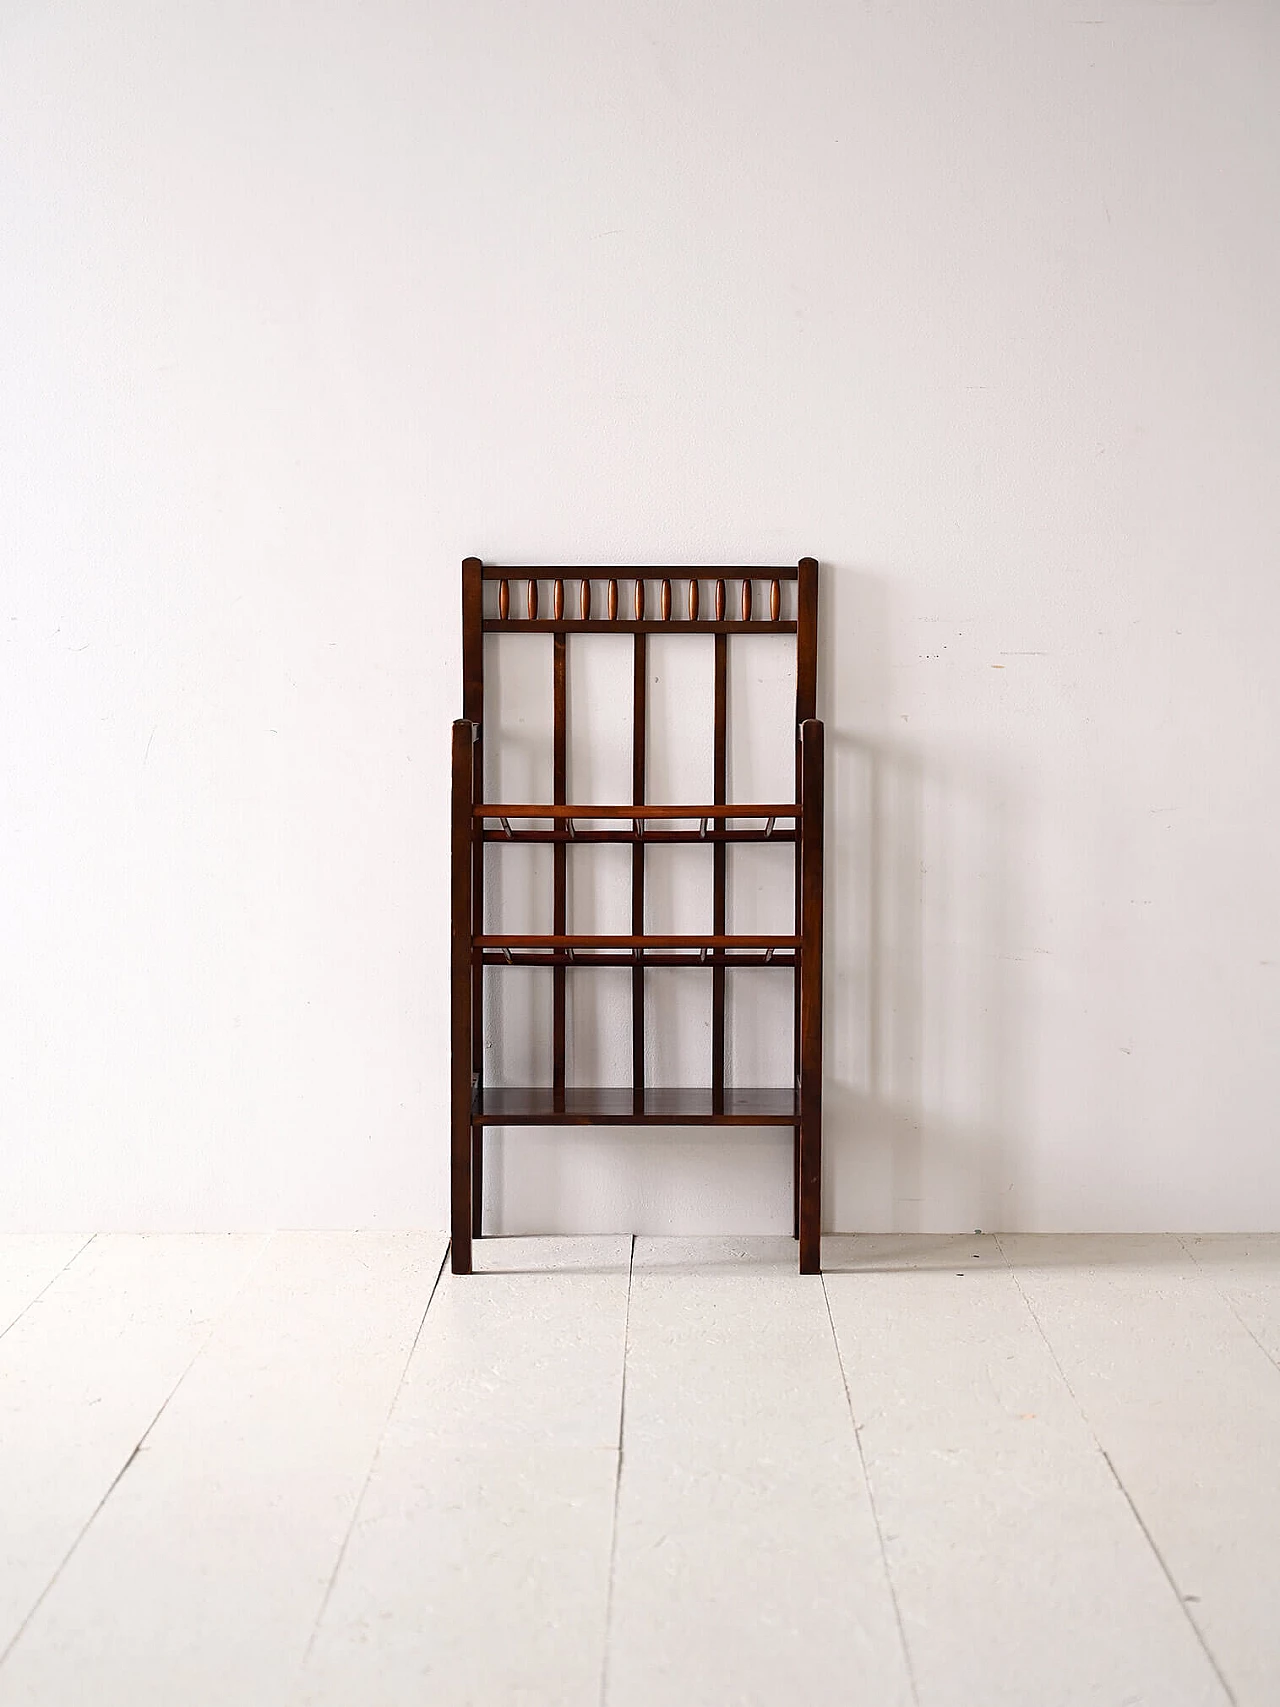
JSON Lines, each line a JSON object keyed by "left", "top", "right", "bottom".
{"left": 492, "top": 576, "right": 786, "bottom": 624}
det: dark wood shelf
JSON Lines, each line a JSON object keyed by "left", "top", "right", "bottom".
{"left": 478, "top": 804, "right": 797, "bottom": 846}
{"left": 472, "top": 1085, "right": 800, "bottom": 1127}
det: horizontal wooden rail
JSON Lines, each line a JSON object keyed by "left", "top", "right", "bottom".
{"left": 483, "top": 618, "right": 796, "bottom": 635}
{"left": 477, "top": 933, "right": 799, "bottom": 949}
{"left": 471, "top": 1085, "right": 801, "bottom": 1126}
{"left": 480, "top": 565, "right": 800, "bottom": 579}
{"left": 481, "top": 951, "right": 796, "bottom": 968}
{"left": 476, "top": 804, "right": 797, "bottom": 820}
{"left": 481, "top": 826, "right": 796, "bottom": 844}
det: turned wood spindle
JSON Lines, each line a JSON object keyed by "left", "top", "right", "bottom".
{"left": 553, "top": 578, "right": 564, "bottom": 620}
{"left": 688, "top": 578, "right": 700, "bottom": 620}
{"left": 635, "top": 578, "right": 646, "bottom": 619}
{"left": 498, "top": 578, "right": 510, "bottom": 620}
{"left": 741, "top": 578, "right": 753, "bottom": 621}
{"left": 608, "top": 578, "right": 619, "bottom": 620}
{"left": 580, "top": 577, "right": 592, "bottom": 620}
{"left": 527, "top": 577, "right": 539, "bottom": 620}
{"left": 715, "top": 578, "right": 726, "bottom": 620}
{"left": 660, "top": 578, "right": 672, "bottom": 621}
{"left": 770, "top": 577, "right": 781, "bottom": 622}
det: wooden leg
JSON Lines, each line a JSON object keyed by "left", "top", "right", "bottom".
{"left": 798, "top": 1110, "right": 821, "bottom": 1274}
{"left": 451, "top": 1122, "right": 473, "bottom": 1275}
{"left": 471, "top": 1129, "right": 484, "bottom": 1240}
{"left": 451, "top": 718, "right": 475, "bottom": 1277}
{"left": 793, "top": 1130, "right": 801, "bottom": 1239}
{"left": 798, "top": 717, "right": 824, "bottom": 1276}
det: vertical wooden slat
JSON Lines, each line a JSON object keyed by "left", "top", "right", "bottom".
{"left": 553, "top": 577, "right": 565, "bottom": 620}
{"left": 581, "top": 577, "right": 592, "bottom": 620}
{"left": 741, "top": 577, "right": 753, "bottom": 620}
{"left": 714, "top": 578, "right": 726, "bottom": 620}
{"left": 688, "top": 578, "right": 700, "bottom": 621}
{"left": 771, "top": 577, "right": 781, "bottom": 622}
{"left": 632, "top": 634, "right": 647, "bottom": 1094}
{"left": 711, "top": 631, "right": 728, "bottom": 1106}
{"left": 608, "top": 578, "right": 619, "bottom": 620}
{"left": 527, "top": 577, "right": 539, "bottom": 620}
{"left": 635, "top": 577, "right": 646, "bottom": 619}
{"left": 660, "top": 578, "right": 672, "bottom": 621}
{"left": 552, "top": 630, "right": 568, "bottom": 1100}
{"left": 461, "top": 557, "right": 485, "bottom": 1245}
{"left": 798, "top": 716, "right": 825, "bottom": 1274}
{"left": 498, "top": 578, "right": 509, "bottom": 620}
{"left": 450, "top": 717, "right": 475, "bottom": 1276}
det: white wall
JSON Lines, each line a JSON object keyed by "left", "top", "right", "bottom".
{"left": 3, "top": 0, "right": 1279, "bottom": 1233}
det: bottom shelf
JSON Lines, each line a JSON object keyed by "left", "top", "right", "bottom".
{"left": 471, "top": 1085, "right": 799, "bottom": 1127}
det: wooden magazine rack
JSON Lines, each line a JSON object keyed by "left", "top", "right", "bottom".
{"left": 450, "top": 558, "right": 824, "bottom": 1273}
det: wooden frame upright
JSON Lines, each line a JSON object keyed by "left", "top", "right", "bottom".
{"left": 450, "top": 559, "right": 824, "bottom": 1274}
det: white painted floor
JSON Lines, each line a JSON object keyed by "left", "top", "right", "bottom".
{"left": 0, "top": 1233, "right": 1277, "bottom": 1705}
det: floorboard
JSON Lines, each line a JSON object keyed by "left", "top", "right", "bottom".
{"left": 0, "top": 1232, "right": 445, "bottom": 1707}
{"left": 0, "top": 1236, "right": 90, "bottom": 1340}
{"left": 1182, "top": 1230, "right": 1280, "bottom": 1368}
{"left": 0, "top": 1233, "right": 265, "bottom": 1663}
{"left": 605, "top": 1236, "right": 912, "bottom": 1707}
{"left": 2, "top": 1231, "right": 1279, "bottom": 1706}
{"left": 825, "top": 1234, "right": 1229, "bottom": 1707}
{"left": 1001, "top": 1232, "right": 1280, "bottom": 1707}
{"left": 297, "top": 1237, "right": 631, "bottom": 1707}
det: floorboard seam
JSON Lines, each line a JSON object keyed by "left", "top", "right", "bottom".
{"left": 1098, "top": 1447, "right": 1238, "bottom": 1707}
{"left": 294, "top": 1234, "right": 452, "bottom": 1686}
{"left": 992, "top": 1235, "right": 1238, "bottom": 1707}
{"left": 1176, "top": 1232, "right": 1280, "bottom": 1379}
{"left": 0, "top": 1231, "right": 275, "bottom": 1675}
{"left": 0, "top": 1234, "right": 97, "bottom": 1345}
{"left": 820, "top": 1273, "right": 920, "bottom": 1707}
{"left": 598, "top": 1232, "right": 635, "bottom": 1707}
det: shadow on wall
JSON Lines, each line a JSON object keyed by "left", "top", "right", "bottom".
{"left": 823, "top": 569, "right": 1029, "bottom": 1234}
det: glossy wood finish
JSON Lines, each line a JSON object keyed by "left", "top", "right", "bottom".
{"left": 477, "top": 934, "right": 798, "bottom": 950}
{"left": 798, "top": 718, "right": 824, "bottom": 1273}
{"left": 472, "top": 1087, "right": 800, "bottom": 1126}
{"left": 481, "top": 827, "right": 797, "bottom": 846}
{"left": 794, "top": 556, "right": 819, "bottom": 1239}
{"left": 450, "top": 560, "right": 823, "bottom": 1273}
{"left": 477, "top": 803, "right": 798, "bottom": 819}
{"left": 479, "top": 564, "right": 800, "bottom": 579}
{"left": 461, "top": 559, "right": 485, "bottom": 1248}
{"left": 632, "top": 634, "right": 647, "bottom": 1092}
{"left": 450, "top": 719, "right": 476, "bottom": 1276}
{"left": 552, "top": 631, "right": 567, "bottom": 1094}
{"left": 712, "top": 632, "right": 728, "bottom": 1102}
{"left": 484, "top": 619, "right": 798, "bottom": 635}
